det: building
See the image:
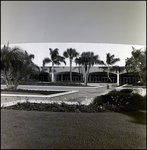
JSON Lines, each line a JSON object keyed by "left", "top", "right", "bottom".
{"left": 30, "top": 66, "right": 139, "bottom": 85}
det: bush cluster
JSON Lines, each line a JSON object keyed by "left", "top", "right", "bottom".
{"left": 93, "top": 89, "right": 146, "bottom": 112}
{"left": 4, "top": 102, "right": 106, "bottom": 113}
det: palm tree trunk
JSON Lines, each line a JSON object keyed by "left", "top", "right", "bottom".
{"left": 107, "top": 65, "right": 112, "bottom": 83}
{"left": 14, "top": 78, "right": 18, "bottom": 90}
{"left": 84, "top": 75, "right": 87, "bottom": 85}
{"left": 3, "top": 70, "right": 8, "bottom": 89}
{"left": 84, "top": 66, "right": 90, "bottom": 86}
{"left": 5, "top": 76, "right": 10, "bottom": 90}
{"left": 13, "top": 74, "right": 20, "bottom": 90}
{"left": 84, "top": 71, "right": 87, "bottom": 85}
{"left": 5, "top": 70, "right": 13, "bottom": 90}
{"left": 51, "top": 62, "right": 55, "bottom": 82}
{"left": 83, "top": 66, "right": 86, "bottom": 85}
{"left": 78, "top": 65, "right": 81, "bottom": 83}
{"left": 70, "top": 59, "right": 72, "bottom": 83}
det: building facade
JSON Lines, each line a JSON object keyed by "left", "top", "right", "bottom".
{"left": 30, "top": 66, "right": 139, "bottom": 85}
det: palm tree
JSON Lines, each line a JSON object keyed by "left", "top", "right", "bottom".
{"left": 42, "top": 48, "right": 66, "bottom": 82}
{"left": 100, "top": 53, "right": 120, "bottom": 83}
{"left": 1, "top": 43, "right": 40, "bottom": 90}
{"left": 73, "top": 57, "right": 83, "bottom": 83}
{"left": 63, "top": 48, "right": 79, "bottom": 83}
{"left": 23, "top": 51, "right": 40, "bottom": 82}
{"left": 75, "top": 52, "right": 104, "bottom": 85}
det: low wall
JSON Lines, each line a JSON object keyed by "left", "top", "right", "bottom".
{"left": 1, "top": 90, "right": 78, "bottom": 107}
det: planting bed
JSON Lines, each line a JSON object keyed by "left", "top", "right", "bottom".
{"left": 2, "top": 102, "right": 106, "bottom": 112}
{"left": 1, "top": 89, "right": 66, "bottom": 95}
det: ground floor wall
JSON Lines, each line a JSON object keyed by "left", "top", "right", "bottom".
{"left": 119, "top": 73, "right": 139, "bottom": 85}
{"left": 55, "top": 72, "right": 117, "bottom": 83}
{"left": 1, "top": 71, "right": 140, "bottom": 85}
{"left": 30, "top": 72, "right": 139, "bottom": 85}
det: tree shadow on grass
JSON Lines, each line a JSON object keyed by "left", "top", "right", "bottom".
{"left": 119, "top": 110, "right": 146, "bottom": 125}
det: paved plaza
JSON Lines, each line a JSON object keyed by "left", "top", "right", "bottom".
{"left": 1, "top": 83, "right": 117, "bottom": 105}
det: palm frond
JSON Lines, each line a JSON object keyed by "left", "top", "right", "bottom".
{"left": 49, "top": 48, "right": 59, "bottom": 60}
{"left": 57, "top": 56, "right": 66, "bottom": 65}
{"left": 63, "top": 48, "right": 79, "bottom": 60}
{"left": 111, "top": 58, "right": 120, "bottom": 65}
{"left": 43, "top": 58, "right": 51, "bottom": 67}
{"left": 63, "top": 51, "right": 68, "bottom": 58}
{"left": 106, "top": 53, "right": 120, "bottom": 65}
{"left": 110, "top": 65, "right": 120, "bottom": 72}
{"left": 95, "top": 60, "right": 105, "bottom": 65}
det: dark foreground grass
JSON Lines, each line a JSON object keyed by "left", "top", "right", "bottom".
{"left": 1, "top": 109, "right": 146, "bottom": 149}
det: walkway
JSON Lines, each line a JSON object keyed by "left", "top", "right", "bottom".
{"left": 1, "top": 83, "right": 116, "bottom": 104}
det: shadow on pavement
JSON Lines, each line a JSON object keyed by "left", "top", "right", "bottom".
{"left": 119, "top": 110, "right": 146, "bottom": 125}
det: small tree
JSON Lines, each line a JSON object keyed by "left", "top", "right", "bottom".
{"left": 63, "top": 48, "right": 79, "bottom": 83}
{"left": 75, "top": 52, "right": 104, "bottom": 85}
{"left": 125, "top": 46, "right": 146, "bottom": 84}
{"left": 42, "top": 48, "right": 66, "bottom": 82}
{"left": 1, "top": 43, "right": 40, "bottom": 90}
{"left": 99, "top": 53, "right": 120, "bottom": 83}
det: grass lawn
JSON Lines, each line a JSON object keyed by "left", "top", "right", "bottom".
{"left": 1, "top": 109, "right": 146, "bottom": 149}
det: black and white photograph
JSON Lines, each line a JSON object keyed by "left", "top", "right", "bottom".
{"left": 1, "top": 1, "right": 146, "bottom": 149}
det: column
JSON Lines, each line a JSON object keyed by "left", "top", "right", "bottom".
{"left": 117, "top": 71, "right": 119, "bottom": 86}
{"left": 61, "top": 74, "right": 63, "bottom": 81}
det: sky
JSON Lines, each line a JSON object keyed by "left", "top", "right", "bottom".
{"left": 1, "top": 1, "right": 146, "bottom": 67}
{"left": 1, "top": 1, "right": 146, "bottom": 45}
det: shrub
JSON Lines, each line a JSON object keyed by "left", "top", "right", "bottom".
{"left": 139, "top": 96, "right": 146, "bottom": 110}
{"left": 119, "top": 89, "right": 133, "bottom": 93}
{"left": 93, "top": 89, "right": 146, "bottom": 112}
{"left": 133, "top": 82, "right": 145, "bottom": 86}
{"left": 101, "top": 90, "right": 122, "bottom": 106}
{"left": 93, "top": 96, "right": 104, "bottom": 106}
